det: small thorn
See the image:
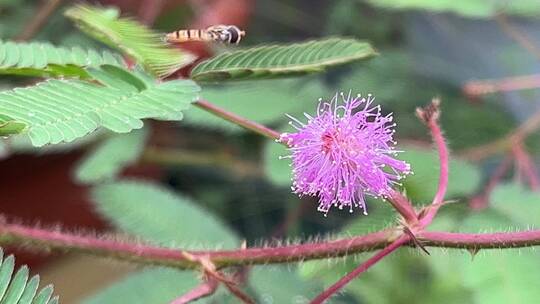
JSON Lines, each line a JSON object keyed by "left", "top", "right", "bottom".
{"left": 467, "top": 247, "right": 480, "bottom": 260}
{"left": 403, "top": 227, "right": 430, "bottom": 255}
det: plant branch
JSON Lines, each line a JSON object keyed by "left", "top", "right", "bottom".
{"left": 496, "top": 13, "right": 540, "bottom": 61}
{"left": 387, "top": 190, "right": 418, "bottom": 225}
{"left": 194, "top": 100, "right": 281, "bottom": 141}
{"left": 310, "top": 235, "right": 409, "bottom": 304}
{"left": 469, "top": 152, "right": 513, "bottom": 210}
{"left": 3, "top": 221, "right": 540, "bottom": 269}
{"left": 419, "top": 230, "right": 540, "bottom": 249}
{"left": 463, "top": 74, "right": 540, "bottom": 98}
{"left": 416, "top": 99, "right": 449, "bottom": 227}
{"left": 460, "top": 108, "right": 540, "bottom": 161}
{"left": 512, "top": 142, "right": 540, "bottom": 190}
{"left": 16, "top": 0, "right": 67, "bottom": 41}
{"left": 171, "top": 278, "right": 219, "bottom": 304}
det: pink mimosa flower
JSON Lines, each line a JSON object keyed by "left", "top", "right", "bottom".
{"left": 280, "top": 92, "right": 411, "bottom": 215}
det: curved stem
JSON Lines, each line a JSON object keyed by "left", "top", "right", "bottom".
{"left": 387, "top": 190, "right": 418, "bottom": 224}
{"left": 417, "top": 100, "right": 449, "bottom": 227}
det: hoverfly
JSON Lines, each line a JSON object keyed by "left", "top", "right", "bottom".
{"left": 164, "top": 25, "right": 245, "bottom": 44}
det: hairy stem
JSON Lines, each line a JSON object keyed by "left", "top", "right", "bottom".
{"left": 194, "top": 100, "right": 281, "bottom": 141}
{"left": 310, "top": 236, "right": 408, "bottom": 304}
{"left": 2, "top": 222, "right": 540, "bottom": 269}
{"left": 387, "top": 190, "right": 418, "bottom": 224}
{"left": 416, "top": 100, "right": 449, "bottom": 227}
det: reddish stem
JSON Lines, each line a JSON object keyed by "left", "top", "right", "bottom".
{"left": 194, "top": 100, "right": 281, "bottom": 141}
{"left": 171, "top": 278, "right": 219, "bottom": 304}
{"left": 2, "top": 222, "right": 540, "bottom": 268}
{"left": 310, "top": 236, "right": 409, "bottom": 304}
{"left": 512, "top": 143, "right": 540, "bottom": 191}
{"left": 387, "top": 190, "right": 418, "bottom": 224}
{"left": 419, "top": 230, "right": 540, "bottom": 248}
{"left": 417, "top": 100, "right": 449, "bottom": 227}
{"left": 460, "top": 109, "right": 540, "bottom": 161}
{"left": 463, "top": 74, "right": 540, "bottom": 97}
{"left": 470, "top": 152, "right": 513, "bottom": 210}
{"left": 15, "top": 0, "right": 66, "bottom": 41}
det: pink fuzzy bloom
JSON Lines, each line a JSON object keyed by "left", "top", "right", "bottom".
{"left": 279, "top": 92, "right": 411, "bottom": 215}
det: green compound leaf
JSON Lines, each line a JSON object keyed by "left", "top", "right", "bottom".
{"left": 0, "top": 66, "right": 199, "bottom": 147}
{"left": 0, "top": 248, "right": 59, "bottom": 304}
{"left": 65, "top": 4, "right": 194, "bottom": 78}
{"left": 190, "top": 38, "right": 377, "bottom": 81}
{"left": 0, "top": 40, "right": 124, "bottom": 78}
{"left": 91, "top": 180, "right": 239, "bottom": 249}
{"left": 364, "top": 0, "right": 540, "bottom": 18}
{"left": 0, "top": 114, "right": 27, "bottom": 136}
{"left": 75, "top": 128, "right": 148, "bottom": 184}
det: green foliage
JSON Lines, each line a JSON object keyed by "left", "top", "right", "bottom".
{"left": 0, "top": 65, "right": 199, "bottom": 146}
{"left": 190, "top": 38, "right": 377, "bottom": 81}
{"left": 0, "top": 248, "right": 58, "bottom": 304}
{"left": 364, "top": 0, "right": 540, "bottom": 18}
{"left": 185, "top": 77, "right": 325, "bottom": 131}
{"left": 398, "top": 147, "right": 481, "bottom": 204}
{"left": 0, "top": 40, "right": 123, "bottom": 78}
{"left": 251, "top": 266, "right": 320, "bottom": 303}
{"left": 65, "top": 4, "right": 194, "bottom": 78}
{"left": 91, "top": 180, "right": 239, "bottom": 249}
{"left": 430, "top": 196, "right": 540, "bottom": 304}
{"left": 83, "top": 268, "right": 202, "bottom": 304}
{"left": 340, "top": 202, "right": 397, "bottom": 235}
{"left": 0, "top": 114, "right": 26, "bottom": 136}
{"left": 75, "top": 128, "right": 148, "bottom": 184}
{"left": 490, "top": 183, "right": 540, "bottom": 225}
{"left": 263, "top": 138, "right": 291, "bottom": 186}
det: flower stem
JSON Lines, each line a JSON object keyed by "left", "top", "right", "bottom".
{"left": 416, "top": 99, "right": 449, "bottom": 227}
{"left": 310, "top": 236, "right": 409, "bottom": 304}
{"left": 194, "top": 100, "right": 281, "bottom": 141}
{"left": 387, "top": 190, "right": 418, "bottom": 224}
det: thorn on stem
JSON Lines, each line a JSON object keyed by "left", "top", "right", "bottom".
{"left": 403, "top": 227, "right": 430, "bottom": 255}
{"left": 416, "top": 98, "right": 441, "bottom": 124}
{"left": 467, "top": 247, "right": 480, "bottom": 260}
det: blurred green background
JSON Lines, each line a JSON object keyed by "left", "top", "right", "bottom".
{"left": 2, "top": 0, "right": 540, "bottom": 303}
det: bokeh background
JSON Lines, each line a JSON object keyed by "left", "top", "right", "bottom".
{"left": 1, "top": 0, "right": 540, "bottom": 303}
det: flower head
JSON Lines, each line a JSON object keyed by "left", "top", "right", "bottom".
{"left": 280, "top": 92, "right": 411, "bottom": 215}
